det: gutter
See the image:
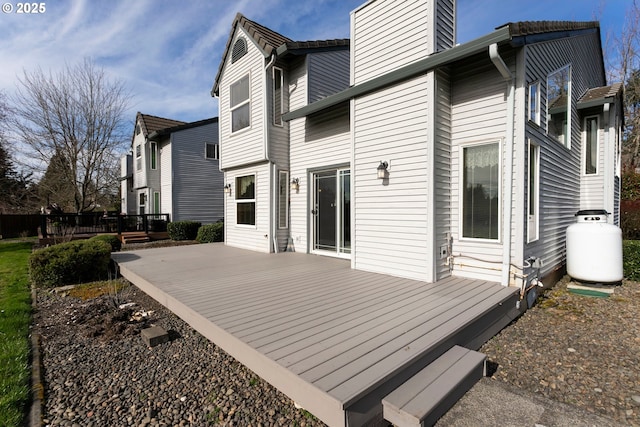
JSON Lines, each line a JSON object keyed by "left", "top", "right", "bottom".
{"left": 283, "top": 26, "right": 512, "bottom": 121}
{"left": 489, "top": 43, "right": 516, "bottom": 287}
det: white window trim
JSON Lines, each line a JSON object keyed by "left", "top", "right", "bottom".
{"left": 458, "top": 140, "right": 502, "bottom": 243}
{"left": 527, "top": 140, "right": 540, "bottom": 243}
{"left": 278, "top": 170, "right": 289, "bottom": 229}
{"left": 205, "top": 142, "right": 219, "bottom": 160}
{"left": 235, "top": 173, "right": 257, "bottom": 228}
{"left": 273, "top": 67, "right": 284, "bottom": 127}
{"left": 153, "top": 191, "right": 160, "bottom": 214}
{"left": 230, "top": 73, "right": 251, "bottom": 134}
{"left": 528, "top": 81, "right": 540, "bottom": 125}
{"left": 583, "top": 115, "right": 599, "bottom": 176}
{"left": 150, "top": 142, "right": 157, "bottom": 170}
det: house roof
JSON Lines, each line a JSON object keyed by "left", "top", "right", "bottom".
{"left": 275, "top": 39, "right": 350, "bottom": 58}
{"left": 578, "top": 83, "right": 623, "bottom": 109}
{"left": 283, "top": 20, "right": 603, "bottom": 121}
{"left": 211, "top": 13, "right": 291, "bottom": 96}
{"left": 136, "top": 112, "right": 186, "bottom": 137}
{"left": 211, "top": 14, "right": 350, "bottom": 96}
{"left": 148, "top": 117, "right": 219, "bottom": 141}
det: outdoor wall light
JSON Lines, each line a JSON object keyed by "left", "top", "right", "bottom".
{"left": 223, "top": 183, "right": 231, "bottom": 195}
{"left": 377, "top": 161, "right": 388, "bottom": 179}
{"left": 290, "top": 178, "right": 300, "bottom": 191}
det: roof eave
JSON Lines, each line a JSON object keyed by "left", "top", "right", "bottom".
{"left": 283, "top": 26, "right": 512, "bottom": 121}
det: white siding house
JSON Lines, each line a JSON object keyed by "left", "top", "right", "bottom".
{"left": 214, "top": 1, "right": 622, "bottom": 289}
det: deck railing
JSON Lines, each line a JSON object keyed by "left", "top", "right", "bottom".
{"left": 39, "top": 213, "right": 170, "bottom": 238}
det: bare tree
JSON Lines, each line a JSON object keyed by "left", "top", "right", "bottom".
{"left": 11, "top": 58, "right": 131, "bottom": 213}
{"left": 607, "top": 1, "right": 640, "bottom": 170}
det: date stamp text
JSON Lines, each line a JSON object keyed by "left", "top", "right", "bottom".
{"left": 2, "top": 2, "right": 46, "bottom": 14}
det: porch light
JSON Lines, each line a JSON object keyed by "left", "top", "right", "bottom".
{"left": 290, "top": 178, "right": 300, "bottom": 191}
{"left": 223, "top": 183, "right": 231, "bottom": 195}
{"left": 377, "top": 161, "right": 388, "bottom": 179}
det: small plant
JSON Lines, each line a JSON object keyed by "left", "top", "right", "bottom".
{"left": 90, "top": 234, "right": 122, "bottom": 252}
{"left": 29, "top": 239, "right": 112, "bottom": 288}
{"left": 623, "top": 240, "right": 640, "bottom": 281}
{"left": 196, "top": 221, "right": 224, "bottom": 243}
{"left": 167, "top": 221, "right": 202, "bottom": 241}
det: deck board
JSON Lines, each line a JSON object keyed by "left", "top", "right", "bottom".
{"left": 112, "top": 243, "right": 519, "bottom": 427}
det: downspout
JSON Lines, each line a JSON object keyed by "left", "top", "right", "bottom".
{"left": 489, "top": 43, "right": 516, "bottom": 287}
{"left": 264, "top": 53, "right": 278, "bottom": 253}
{"left": 603, "top": 103, "right": 612, "bottom": 223}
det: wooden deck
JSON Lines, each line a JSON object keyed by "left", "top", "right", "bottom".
{"left": 112, "top": 243, "right": 520, "bottom": 427}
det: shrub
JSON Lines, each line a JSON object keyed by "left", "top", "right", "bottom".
{"left": 29, "top": 239, "right": 112, "bottom": 288}
{"left": 167, "top": 221, "right": 201, "bottom": 241}
{"left": 623, "top": 240, "right": 640, "bottom": 282}
{"left": 621, "top": 200, "right": 640, "bottom": 240}
{"left": 196, "top": 221, "right": 224, "bottom": 243}
{"left": 90, "top": 234, "right": 122, "bottom": 252}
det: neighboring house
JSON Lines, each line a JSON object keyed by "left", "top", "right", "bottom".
{"left": 212, "top": 0, "right": 623, "bottom": 291}
{"left": 120, "top": 112, "right": 224, "bottom": 224}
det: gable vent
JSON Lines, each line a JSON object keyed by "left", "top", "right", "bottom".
{"left": 231, "top": 37, "right": 248, "bottom": 64}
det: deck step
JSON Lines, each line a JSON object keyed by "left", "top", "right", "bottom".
{"left": 121, "top": 233, "right": 151, "bottom": 244}
{"left": 382, "top": 345, "right": 486, "bottom": 427}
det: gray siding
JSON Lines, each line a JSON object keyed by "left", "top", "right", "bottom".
{"left": 171, "top": 121, "right": 223, "bottom": 224}
{"left": 352, "top": 0, "right": 432, "bottom": 85}
{"left": 308, "top": 50, "right": 350, "bottom": 103}
{"left": 523, "top": 32, "right": 606, "bottom": 277}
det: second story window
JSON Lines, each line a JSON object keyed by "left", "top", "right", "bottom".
{"left": 273, "top": 67, "right": 283, "bottom": 126}
{"left": 584, "top": 116, "right": 599, "bottom": 175}
{"left": 547, "top": 65, "right": 571, "bottom": 147}
{"left": 205, "top": 143, "right": 219, "bottom": 160}
{"left": 230, "top": 74, "right": 250, "bottom": 133}
{"left": 150, "top": 142, "right": 157, "bottom": 170}
{"left": 135, "top": 144, "right": 142, "bottom": 171}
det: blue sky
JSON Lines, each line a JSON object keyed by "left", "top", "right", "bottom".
{"left": 0, "top": 0, "right": 629, "bottom": 127}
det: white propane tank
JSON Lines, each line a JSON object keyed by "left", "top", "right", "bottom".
{"left": 566, "top": 210, "right": 623, "bottom": 283}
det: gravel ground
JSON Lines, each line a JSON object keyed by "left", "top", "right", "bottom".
{"left": 34, "top": 260, "right": 640, "bottom": 427}
{"left": 35, "top": 283, "right": 326, "bottom": 427}
{"left": 480, "top": 276, "right": 640, "bottom": 426}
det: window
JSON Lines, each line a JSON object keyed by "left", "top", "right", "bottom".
{"left": 231, "top": 37, "right": 248, "bottom": 64}
{"left": 150, "top": 142, "right": 157, "bottom": 170}
{"left": 462, "top": 143, "right": 500, "bottom": 240}
{"left": 153, "top": 191, "right": 160, "bottom": 214}
{"left": 278, "top": 171, "right": 289, "bottom": 229}
{"left": 135, "top": 144, "right": 142, "bottom": 171}
{"left": 230, "top": 75, "right": 250, "bottom": 132}
{"left": 547, "top": 66, "right": 571, "bottom": 147}
{"left": 205, "top": 143, "right": 219, "bottom": 160}
{"left": 528, "top": 82, "right": 540, "bottom": 125}
{"left": 139, "top": 192, "right": 146, "bottom": 215}
{"left": 584, "top": 116, "right": 599, "bottom": 175}
{"left": 528, "top": 141, "right": 540, "bottom": 242}
{"left": 273, "top": 67, "right": 283, "bottom": 126}
{"left": 235, "top": 174, "right": 255, "bottom": 225}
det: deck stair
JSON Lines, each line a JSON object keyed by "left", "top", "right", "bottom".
{"left": 120, "top": 232, "right": 151, "bottom": 244}
{"left": 382, "top": 345, "right": 486, "bottom": 427}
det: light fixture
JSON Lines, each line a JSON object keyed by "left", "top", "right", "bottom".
{"left": 290, "top": 177, "right": 300, "bottom": 191}
{"left": 377, "top": 161, "right": 388, "bottom": 179}
{"left": 223, "top": 183, "right": 231, "bottom": 195}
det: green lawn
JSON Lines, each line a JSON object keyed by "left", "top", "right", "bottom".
{"left": 0, "top": 241, "right": 33, "bottom": 427}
